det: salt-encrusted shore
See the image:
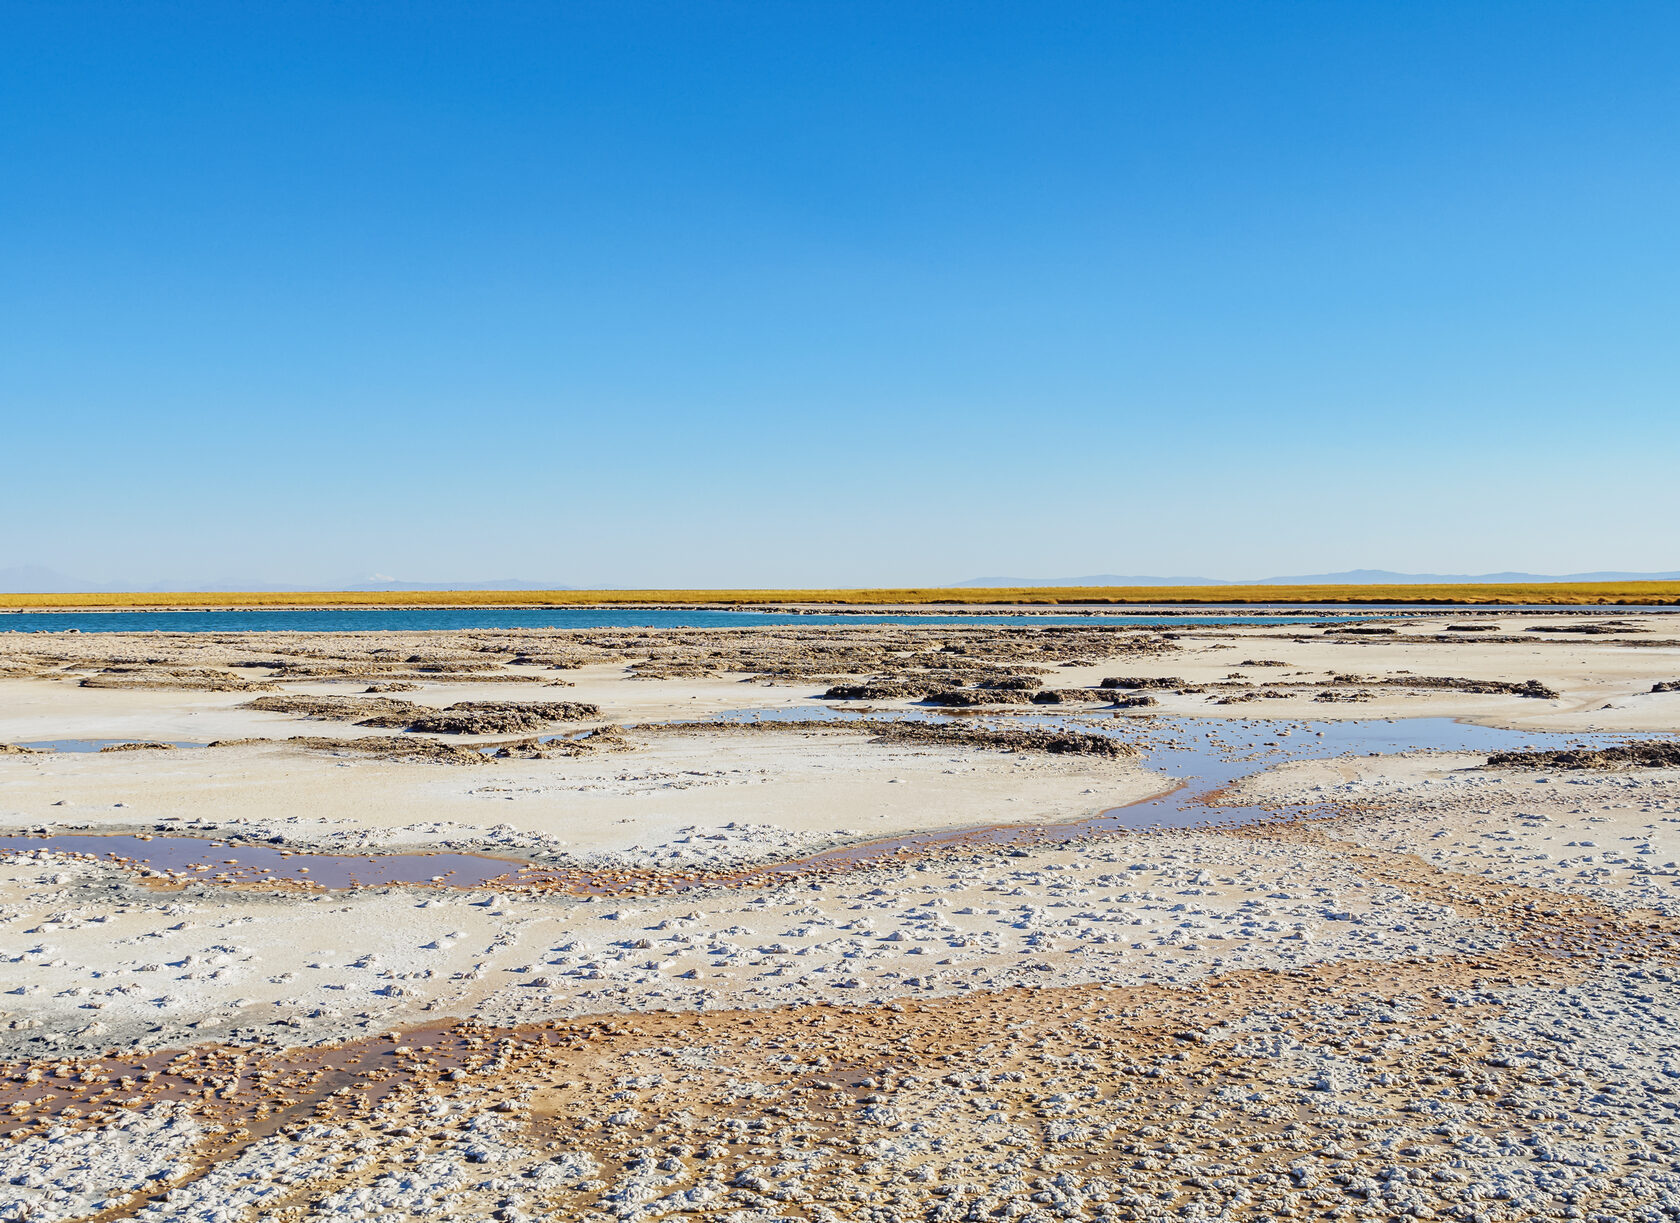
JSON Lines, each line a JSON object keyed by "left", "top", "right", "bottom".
{"left": 1, "top": 613, "right": 1678, "bottom": 1220}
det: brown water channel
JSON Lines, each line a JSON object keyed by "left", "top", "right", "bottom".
{"left": 0, "top": 716, "right": 1655, "bottom": 892}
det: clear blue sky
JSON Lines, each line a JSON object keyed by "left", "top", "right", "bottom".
{"left": 3, "top": 1, "right": 1677, "bottom": 588}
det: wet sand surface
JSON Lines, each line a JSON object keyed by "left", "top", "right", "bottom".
{"left": 2, "top": 613, "right": 1679, "bottom": 1221}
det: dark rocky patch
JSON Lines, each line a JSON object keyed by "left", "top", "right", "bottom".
{"left": 823, "top": 680, "right": 945, "bottom": 701}
{"left": 1486, "top": 742, "right": 1680, "bottom": 770}
{"left": 862, "top": 720, "right": 1135, "bottom": 758}
{"left": 246, "top": 694, "right": 601, "bottom": 733}
{"left": 1329, "top": 675, "right": 1559, "bottom": 700}
{"left": 283, "top": 735, "right": 496, "bottom": 765}
{"left": 492, "top": 727, "right": 633, "bottom": 760}
{"left": 628, "top": 660, "right": 729, "bottom": 680}
{"left": 922, "top": 689, "right": 1036, "bottom": 707}
{"left": 638, "top": 718, "right": 1135, "bottom": 758}
{"left": 246, "top": 695, "right": 426, "bottom": 723}
{"left": 402, "top": 701, "right": 601, "bottom": 735}
{"left": 80, "top": 668, "right": 277, "bottom": 692}
{"left": 1526, "top": 623, "right": 1646, "bottom": 635}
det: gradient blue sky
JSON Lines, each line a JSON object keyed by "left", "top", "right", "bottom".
{"left": 3, "top": 1, "right": 1677, "bottom": 588}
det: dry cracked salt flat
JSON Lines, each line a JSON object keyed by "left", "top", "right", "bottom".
{"left": 1, "top": 613, "right": 1680, "bottom": 1221}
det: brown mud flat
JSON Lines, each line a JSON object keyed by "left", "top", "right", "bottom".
{"left": 5, "top": 816, "right": 1677, "bottom": 1223}
{"left": 0, "top": 969, "right": 1555, "bottom": 1220}
{"left": 0, "top": 623, "right": 1186, "bottom": 692}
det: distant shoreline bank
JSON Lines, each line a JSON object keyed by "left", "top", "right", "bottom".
{"left": 2, "top": 581, "right": 1678, "bottom": 613}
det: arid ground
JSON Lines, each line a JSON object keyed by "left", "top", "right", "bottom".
{"left": 2, "top": 611, "right": 1679, "bottom": 1222}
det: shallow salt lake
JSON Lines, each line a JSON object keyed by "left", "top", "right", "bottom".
{"left": 0, "top": 607, "right": 1358, "bottom": 633}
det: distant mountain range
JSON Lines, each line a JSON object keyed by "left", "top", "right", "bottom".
{"left": 954, "top": 570, "right": 1680, "bottom": 586}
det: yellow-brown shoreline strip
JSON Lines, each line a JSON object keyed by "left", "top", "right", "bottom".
{"left": 2, "top": 580, "right": 1679, "bottom": 610}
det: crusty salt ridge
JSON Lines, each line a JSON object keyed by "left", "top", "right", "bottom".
{"left": 1, "top": 612, "right": 1679, "bottom": 1220}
